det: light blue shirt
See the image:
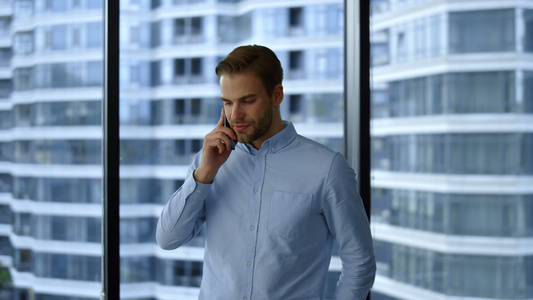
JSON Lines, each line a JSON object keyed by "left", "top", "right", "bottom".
{"left": 156, "top": 121, "right": 376, "bottom": 300}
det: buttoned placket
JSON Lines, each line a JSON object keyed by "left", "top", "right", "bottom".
{"left": 241, "top": 146, "right": 268, "bottom": 300}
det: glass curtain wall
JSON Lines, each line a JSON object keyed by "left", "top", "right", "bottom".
{"left": 370, "top": 0, "right": 533, "bottom": 299}
{"left": 119, "top": 0, "right": 344, "bottom": 299}
{"left": 2, "top": 0, "right": 104, "bottom": 299}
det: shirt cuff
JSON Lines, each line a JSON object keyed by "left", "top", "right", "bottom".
{"left": 185, "top": 170, "right": 211, "bottom": 200}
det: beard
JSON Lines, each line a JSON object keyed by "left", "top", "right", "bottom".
{"left": 233, "top": 106, "right": 274, "bottom": 145}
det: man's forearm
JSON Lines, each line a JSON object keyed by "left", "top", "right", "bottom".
{"left": 156, "top": 175, "right": 208, "bottom": 250}
{"left": 193, "top": 167, "right": 216, "bottom": 184}
{"left": 334, "top": 256, "right": 376, "bottom": 300}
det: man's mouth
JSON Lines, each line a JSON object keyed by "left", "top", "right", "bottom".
{"left": 233, "top": 124, "right": 249, "bottom": 132}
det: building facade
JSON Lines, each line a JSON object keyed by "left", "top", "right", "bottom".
{"left": 1, "top": 0, "right": 103, "bottom": 299}
{"left": 370, "top": 0, "right": 533, "bottom": 299}
{"left": 4, "top": 0, "right": 530, "bottom": 299}
{"left": 1, "top": 0, "right": 346, "bottom": 299}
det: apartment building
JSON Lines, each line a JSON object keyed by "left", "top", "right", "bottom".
{"left": 369, "top": 0, "right": 533, "bottom": 299}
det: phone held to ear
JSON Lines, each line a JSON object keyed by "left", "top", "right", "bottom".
{"left": 224, "top": 116, "right": 236, "bottom": 150}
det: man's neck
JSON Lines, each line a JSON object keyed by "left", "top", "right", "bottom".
{"left": 251, "top": 118, "right": 286, "bottom": 150}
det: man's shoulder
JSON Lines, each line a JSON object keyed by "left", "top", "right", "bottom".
{"left": 287, "top": 134, "right": 354, "bottom": 184}
{"left": 290, "top": 134, "right": 341, "bottom": 162}
{"left": 295, "top": 134, "right": 337, "bottom": 153}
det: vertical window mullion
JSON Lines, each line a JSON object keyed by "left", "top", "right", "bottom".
{"left": 102, "top": 0, "right": 120, "bottom": 299}
{"left": 345, "top": 0, "right": 371, "bottom": 297}
{"left": 344, "top": 0, "right": 371, "bottom": 217}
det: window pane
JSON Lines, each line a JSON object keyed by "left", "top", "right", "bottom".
{"left": 120, "top": 0, "right": 344, "bottom": 299}
{"left": 370, "top": 1, "right": 533, "bottom": 299}
{"left": 449, "top": 9, "right": 515, "bottom": 53}
{"left": 2, "top": 1, "right": 103, "bottom": 299}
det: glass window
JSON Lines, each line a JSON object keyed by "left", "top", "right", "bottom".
{"left": 447, "top": 72, "right": 515, "bottom": 113}
{"left": 0, "top": 17, "right": 10, "bottom": 38}
{"left": 386, "top": 72, "right": 517, "bottom": 117}
{"left": 524, "top": 71, "right": 533, "bottom": 113}
{"left": 44, "top": 0, "right": 68, "bottom": 13}
{"left": 173, "top": 17, "right": 204, "bottom": 44}
{"left": 15, "top": 249, "right": 33, "bottom": 272}
{"left": 370, "top": 2, "right": 532, "bottom": 299}
{"left": 525, "top": 10, "right": 533, "bottom": 52}
{"left": 372, "top": 43, "right": 389, "bottom": 67}
{"left": 0, "top": 80, "right": 12, "bottom": 99}
{"left": 119, "top": 1, "right": 345, "bottom": 299}
{"left": 87, "top": 22, "right": 102, "bottom": 49}
{"left": 288, "top": 7, "right": 304, "bottom": 36}
{"left": 288, "top": 50, "right": 304, "bottom": 79}
{"left": 372, "top": 189, "right": 533, "bottom": 237}
{"left": 289, "top": 7, "right": 303, "bottom": 28}
{"left": 372, "top": 133, "right": 528, "bottom": 175}
{"left": 52, "top": 25, "right": 67, "bottom": 50}
{"left": 175, "top": 18, "right": 185, "bottom": 37}
{"left": 288, "top": 94, "right": 303, "bottom": 122}
{"left": 14, "top": 31, "right": 33, "bottom": 55}
{"left": 0, "top": 205, "right": 12, "bottom": 224}
{"left": 449, "top": 9, "right": 515, "bottom": 53}
{"left": 14, "top": 68, "right": 33, "bottom": 91}
{"left": 191, "top": 58, "right": 202, "bottom": 80}
{"left": 0, "top": 48, "right": 11, "bottom": 68}
{"left": 191, "top": 17, "right": 202, "bottom": 37}
{"left": 3, "top": 2, "right": 103, "bottom": 299}
{"left": 14, "top": 0, "right": 33, "bottom": 18}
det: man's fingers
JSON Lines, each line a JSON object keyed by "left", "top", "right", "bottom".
{"left": 208, "top": 112, "right": 234, "bottom": 153}
{"left": 217, "top": 108, "right": 237, "bottom": 141}
{"left": 219, "top": 135, "right": 232, "bottom": 152}
{"left": 206, "top": 132, "right": 231, "bottom": 154}
{"left": 217, "top": 139, "right": 229, "bottom": 153}
{"left": 217, "top": 108, "right": 225, "bottom": 127}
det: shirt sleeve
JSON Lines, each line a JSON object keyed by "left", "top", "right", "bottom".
{"left": 156, "top": 153, "right": 210, "bottom": 250}
{"left": 322, "top": 153, "right": 376, "bottom": 300}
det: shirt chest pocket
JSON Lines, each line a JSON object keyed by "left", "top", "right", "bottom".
{"left": 267, "top": 191, "right": 312, "bottom": 239}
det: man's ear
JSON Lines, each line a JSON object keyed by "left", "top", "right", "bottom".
{"left": 272, "top": 84, "right": 284, "bottom": 107}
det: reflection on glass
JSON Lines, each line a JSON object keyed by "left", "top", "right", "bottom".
{"left": 370, "top": 1, "right": 533, "bottom": 299}
{"left": 120, "top": 0, "right": 344, "bottom": 299}
{"left": 1, "top": 0, "right": 103, "bottom": 299}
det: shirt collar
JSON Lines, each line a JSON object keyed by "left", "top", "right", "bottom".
{"left": 237, "top": 121, "right": 297, "bottom": 155}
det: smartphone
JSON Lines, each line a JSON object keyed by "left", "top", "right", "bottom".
{"left": 224, "top": 116, "right": 236, "bottom": 150}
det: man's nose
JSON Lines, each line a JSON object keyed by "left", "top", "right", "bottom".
{"left": 231, "top": 103, "right": 244, "bottom": 120}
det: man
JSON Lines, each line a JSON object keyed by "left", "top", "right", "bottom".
{"left": 156, "top": 45, "right": 376, "bottom": 300}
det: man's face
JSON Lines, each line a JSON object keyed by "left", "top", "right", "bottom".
{"left": 219, "top": 72, "right": 276, "bottom": 149}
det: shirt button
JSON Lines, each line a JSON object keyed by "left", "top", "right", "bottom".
{"left": 258, "top": 154, "right": 263, "bottom": 159}
{"left": 247, "top": 261, "right": 252, "bottom": 266}
{"left": 271, "top": 147, "right": 275, "bottom": 151}
{"left": 189, "top": 186, "right": 194, "bottom": 191}
{"left": 250, "top": 225, "right": 255, "bottom": 231}
{"left": 176, "top": 209, "right": 180, "bottom": 214}
{"left": 244, "top": 298, "right": 248, "bottom": 300}
{"left": 253, "top": 188, "right": 258, "bottom": 193}
{"left": 196, "top": 189, "right": 202, "bottom": 194}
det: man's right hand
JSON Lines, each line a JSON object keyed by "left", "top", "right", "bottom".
{"left": 193, "top": 108, "right": 237, "bottom": 184}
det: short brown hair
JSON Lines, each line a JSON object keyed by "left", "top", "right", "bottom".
{"left": 215, "top": 45, "right": 283, "bottom": 97}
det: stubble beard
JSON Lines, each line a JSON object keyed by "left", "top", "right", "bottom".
{"left": 235, "top": 106, "right": 274, "bottom": 145}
